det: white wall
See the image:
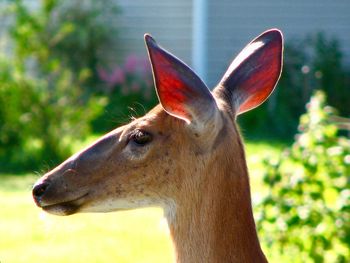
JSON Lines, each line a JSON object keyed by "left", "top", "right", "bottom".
{"left": 206, "top": 0, "right": 350, "bottom": 87}
{"left": 1, "top": 0, "right": 349, "bottom": 88}
{"left": 113, "top": 0, "right": 193, "bottom": 66}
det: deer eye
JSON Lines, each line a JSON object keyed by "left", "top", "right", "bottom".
{"left": 130, "top": 130, "right": 152, "bottom": 146}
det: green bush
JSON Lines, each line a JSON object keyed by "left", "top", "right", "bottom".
{"left": 8, "top": 0, "right": 119, "bottom": 90}
{"left": 0, "top": 55, "right": 103, "bottom": 172}
{"left": 256, "top": 91, "right": 350, "bottom": 262}
{"left": 0, "top": 0, "right": 119, "bottom": 171}
{"left": 0, "top": 58, "right": 33, "bottom": 164}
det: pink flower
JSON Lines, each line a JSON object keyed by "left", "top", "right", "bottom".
{"left": 109, "top": 66, "right": 125, "bottom": 86}
{"left": 139, "top": 58, "right": 152, "bottom": 76}
{"left": 124, "top": 54, "right": 152, "bottom": 77}
{"left": 98, "top": 65, "right": 125, "bottom": 87}
{"left": 124, "top": 54, "right": 139, "bottom": 73}
{"left": 97, "top": 67, "right": 110, "bottom": 82}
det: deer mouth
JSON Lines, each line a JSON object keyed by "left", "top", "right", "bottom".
{"left": 39, "top": 193, "right": 89, "bottom": 216}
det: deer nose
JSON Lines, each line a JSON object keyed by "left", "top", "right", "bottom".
{"left": 32, "top": 181, "right": 50, "bottom": 206}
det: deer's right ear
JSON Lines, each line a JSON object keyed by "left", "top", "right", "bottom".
{"left": 214, "top": 29, "right": 283, "bottom": 115}
{"left": 145, "top": 34, "right": 219, "bottom": 131}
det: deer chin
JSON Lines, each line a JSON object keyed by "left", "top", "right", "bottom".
{"left": 76, "top": 197, "right": 162, "bottom": 214}
{"left": 40, "top": 193, "right": 89, "bottom": 216}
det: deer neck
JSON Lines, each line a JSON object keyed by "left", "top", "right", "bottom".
{"left": 165, "top": 136, "right": 267, "bottom": 263}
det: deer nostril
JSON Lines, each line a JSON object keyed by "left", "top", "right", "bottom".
{"left": 32, "top": 182, "right": 50, "bottom": 200}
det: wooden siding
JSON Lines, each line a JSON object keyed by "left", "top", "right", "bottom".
{"left": 0, "top": 0, "right": 193, "bottom": 68}
{"left": 206, "top": 0, "right": 350, "bottom": 87}
{"left": 113, "top": 0, "right": 193, "bottom": 66}
{"left": 1, "top": 0, "right": 349, "bottom": 88}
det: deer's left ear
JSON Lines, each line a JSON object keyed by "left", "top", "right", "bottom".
{"left": 145, "top": 34, "right": 219, "bottom": 130}
{"left": 214, "top": 29, "right": 283, "bottom": 115}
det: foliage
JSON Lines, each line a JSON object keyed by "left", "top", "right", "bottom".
{"left": 0, "top": 57, "right": 34, "bottom": 165}
{"left": 9, "top": 0, "right": 119, "bottom": 89}
{"left": 257, "top": 91, "right": 350, "bottom": 262}
{"left": 239, "top": 32, "right": 350, "bottom": 139}
{"left": 0, "top": 55, "right": 102, "bottom": 171}
{"left": 93, "top": 54, "right": 157, "bottom": 132}
{"left": 0, "top": 0, "right": 119, "bottom": 171}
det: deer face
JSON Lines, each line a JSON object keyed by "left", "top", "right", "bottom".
{"left": 33, "top": 30, "right": 283, "bottom": 216}
{"left": 33, "top": 106, "right": 210, "bottom": 216}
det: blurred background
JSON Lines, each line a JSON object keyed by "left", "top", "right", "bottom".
{"left": 0, "top": 0, "right": 349, "bottom": 262}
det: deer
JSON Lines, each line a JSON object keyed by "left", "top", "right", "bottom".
{"left": 32, "top": 29, "right": 283, "bottom": 262}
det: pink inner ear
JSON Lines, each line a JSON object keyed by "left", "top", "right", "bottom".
{"left": 152, "top": 51, "right": 194, "bottom": 121}
{"left": 238, "top": 41, "right": 282, "bottom": 114}
{"left": 214, "top": 29, "right": 283, "bottom": 115}
{"left": 145, "top": 34, "right": 214, "bottom": 123}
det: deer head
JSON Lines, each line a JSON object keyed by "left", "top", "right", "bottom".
{"left": 33, "top": 29, "right": 283, "bottom": 262}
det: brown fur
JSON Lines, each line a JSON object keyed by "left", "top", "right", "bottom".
{"left": 33, "top": 99, "right": 267, "bottom": 262}
{"left": 163, "top": 100, "right": 267, "bottom": 262}
{"left": 33, "top": 29, "right": 283, "bottom": 263}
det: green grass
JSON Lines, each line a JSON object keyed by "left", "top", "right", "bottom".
{"left": 0, "top": 140, "right": 284, "bottom": 263}
{"left": 1, "top": 190, "right": 174, "bottom": 263}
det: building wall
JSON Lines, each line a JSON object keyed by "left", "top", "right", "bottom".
{"left": 1, "top": 0, "right": 349, "bottom": 88}
{"left": 114, "top": 0, "right": 193, "bottom": 66}
{"left": 0, "top": 0, "right": 193, "bottom": 67}
{"left": 206, "top": 0, "right": 350, "bottom": 87}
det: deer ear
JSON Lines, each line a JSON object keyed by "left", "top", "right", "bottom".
{"left": 144, "top": 34, "right": 218, "bottom": 128}
{"left": 214, "top": 29, "right": 283, "bottom": 115}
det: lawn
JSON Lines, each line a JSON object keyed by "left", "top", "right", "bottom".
{"left": 0, "top": 140, "right": 285, "bottom": 263}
